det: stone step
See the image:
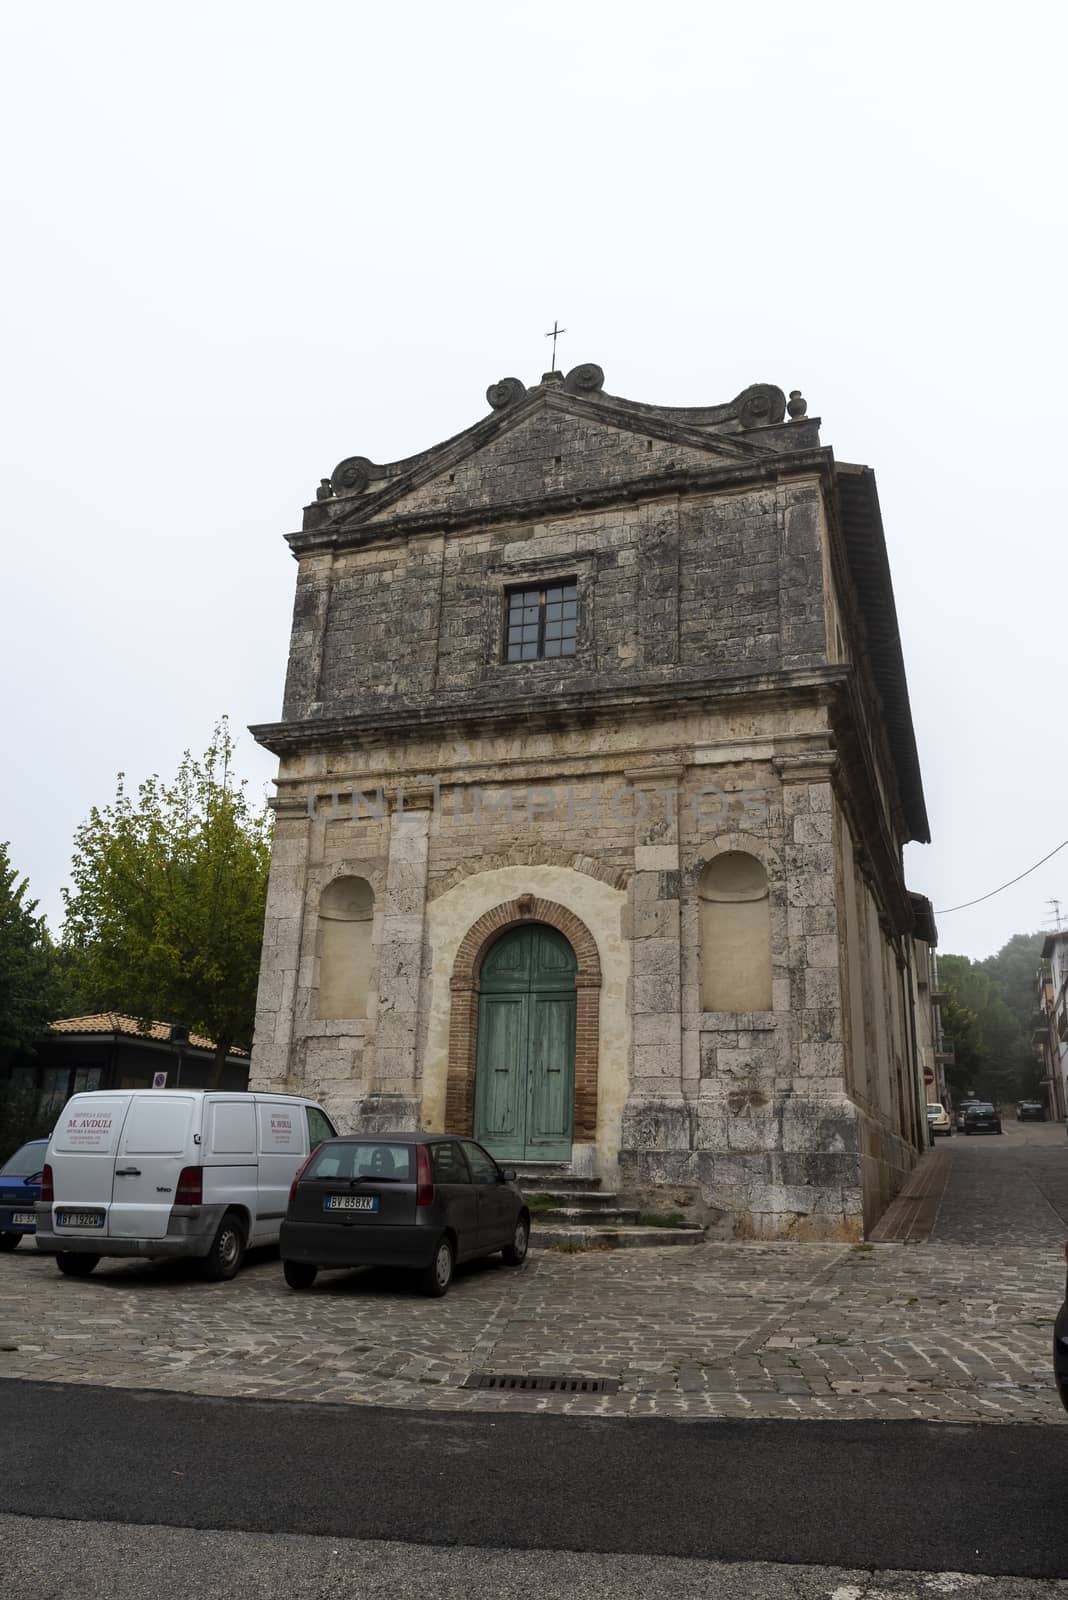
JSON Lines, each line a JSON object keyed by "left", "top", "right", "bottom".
{"left": 533, "top": 1206, "right": 639, "bottom": 1226}
{"left": 530, "top": 1223, "right": 706, "bottom": 1250}
{"left": 524, "top": 1187, "right": 623, "bottom": 1208}
{"left": 509, "top": 1160, "right": 575, "bottom": 1175}
{"left": 514, "top": 1174, "right": 603, "bottom": 1193}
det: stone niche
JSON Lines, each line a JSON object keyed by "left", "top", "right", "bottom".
{"left": 317, "top": 875, "right": 374, "bottom": 1020}
{"left": 698, "top": 853, "right": 772, "bottom": 1012}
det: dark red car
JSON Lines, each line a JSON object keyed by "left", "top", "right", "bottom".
{"left": 280, "top": 1134, "right": 530, "bottom": 1297}
{"left": 963, "top": 1102, "right": 1003, "bottom": 1135}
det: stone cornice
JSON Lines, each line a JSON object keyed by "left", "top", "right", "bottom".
{"left": 772, "top": 750, "right": 839, "bottom": 783}
{"left": 250, "top": 665, "right": 850, "bottom": 756}
{"left": 286, "top": 449, "right": 834, "bottom": 557}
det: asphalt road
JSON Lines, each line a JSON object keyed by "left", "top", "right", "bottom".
{"left": 2, "top": 1379, "right": 1066, "bottom": 1580}
{"left": 6, "top": 1516, "right": 1068, "bottom": 1600}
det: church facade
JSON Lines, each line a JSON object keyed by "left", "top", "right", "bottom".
{"left": 249, "top": 363, "right": 931, "bottom": 1239}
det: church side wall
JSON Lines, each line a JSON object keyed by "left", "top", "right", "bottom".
{"left": 833, "top": 802, "right": 920, "bottom": 1231}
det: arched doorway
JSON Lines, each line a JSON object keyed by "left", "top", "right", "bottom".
{"left": 474, "top": 923, "right": 577, "bottom": 1161}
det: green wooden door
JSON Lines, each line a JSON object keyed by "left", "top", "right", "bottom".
{"left": 474, "top": 924, "right": 577, "bottom": 1161}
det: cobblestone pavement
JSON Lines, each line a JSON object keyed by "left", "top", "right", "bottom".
{"left": 929, "top": 1117, "right": 1068, "bottom": 1246}
{"left": 1, "top": 1121, "right": 1065, "bottom": 1424}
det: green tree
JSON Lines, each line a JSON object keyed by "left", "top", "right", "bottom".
{"left": 62, "top": 720, "right": 271, "bottom": 1085}
{"left": 0, "top": 841, "right": 62, "bottom": 1072}
{"left": 980, "top": 931, "right": 1046, "bottom": 1033}
{"left": 938, "top": 947, "right": 1042, "bottom": 1103}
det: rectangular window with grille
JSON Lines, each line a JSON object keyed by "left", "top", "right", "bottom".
{"left": 504, "top": 581, "right": 578, "bottom": 661}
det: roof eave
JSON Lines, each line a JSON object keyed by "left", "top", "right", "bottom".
{"left": 835, "top": 462, "right": 930, "bottom": 844}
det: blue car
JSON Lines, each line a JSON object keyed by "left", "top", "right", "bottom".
{"left": 0, "top": 1138, "right": 49, "bottom": 1250}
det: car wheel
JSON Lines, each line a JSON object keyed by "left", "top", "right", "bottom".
{"left": 56, "top": 1252, "right": 99, "bottom": 1277}
{"left": 502, "top": 1215, "right": 529, "bottom": 1266}
{"left": 283, "top": 1260, "right": 318, "bottom": 1291}
{"left": 419, "top": 1235, "right": 454, "bottom": 1298}
{"left": 202, "top": 1213, "right": 247, "bottom": 1282}
{"left": 0, "top": 1233, "right": 21, "bottom": 1252}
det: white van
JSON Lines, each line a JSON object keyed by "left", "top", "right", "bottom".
{"left": 35, "top": 1090, "right": 338, "bottom": 1280}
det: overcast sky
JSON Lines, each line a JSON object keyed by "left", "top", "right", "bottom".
{"left": 2, "top": 2, "right": 1065, "bottom": 962}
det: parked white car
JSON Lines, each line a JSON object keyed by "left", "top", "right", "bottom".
{"left": 35, "top": 1090, "right": 337, "bottom": 1280}
{"left": 926, "top": 1102, "right": 953, "bottom": 1137}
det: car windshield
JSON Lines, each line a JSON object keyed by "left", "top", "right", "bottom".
{"left": 969, "top": 1104, "right": 995, "bottom": 1114}
{"left": 305, "top": 1142, "right": 414, "bottom": 1182}
{"left": 0, "top": 1142, "right": 44, "bottom": 1178}
{"left": 927, "top": 1105, "right": 943, "bottom": 1113}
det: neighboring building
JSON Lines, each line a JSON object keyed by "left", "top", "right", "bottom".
{"left": 909, "top": 894, "right": 948, "bottom": 1121}
{"left": 1, "top": 1015, "right": 249, "bottom": 1125}
{"left": 1036, "top": 935, "right": 1068, "bottom": 1120}
{"left": 250, "top": 363, "right": 932, "bottom": 1239}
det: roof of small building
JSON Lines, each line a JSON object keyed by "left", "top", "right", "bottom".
{"left": 47, "top": 1014, "right": 249, "bottom": 1057}
{"left": 1042, "top": 933, "right": 1068, "bottom": 958}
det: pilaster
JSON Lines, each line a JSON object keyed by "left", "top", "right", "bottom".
{"left": 619, "top": 764, "right": 691, "bottom": 1153}
{"left": 249, "top": 796, "right": 313, "bottom": 1093}
{"left": 362, "top": 791, "right": 432, "bottom": 1127}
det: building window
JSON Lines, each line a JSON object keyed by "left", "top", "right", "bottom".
{"left": 699, "top": 851, "right": 772, "bottom": 1012}
{"left": 318, "top": 875, "right": 374, "bottom": 1020}
{"left": 505, "top": 581, "right": 577, "bottom": 661}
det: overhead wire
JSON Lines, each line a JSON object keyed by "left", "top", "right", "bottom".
{"left": 935, "top": 839, "right": 1068, "bottom": 915}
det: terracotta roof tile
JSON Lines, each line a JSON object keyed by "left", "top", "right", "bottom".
{"left": 47, "top": 1014, "right": 249, "bottom": 1057}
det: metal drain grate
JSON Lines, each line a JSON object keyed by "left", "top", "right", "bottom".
{"left": 462, "top": 1372, "right": 621, "bottom": 1394}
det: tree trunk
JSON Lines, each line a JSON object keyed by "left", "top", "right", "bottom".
{"left": 205, "top": 1040, "right": 228, "bottom": 1092}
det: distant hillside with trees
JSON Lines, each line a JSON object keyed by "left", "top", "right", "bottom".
{"left": 938, "top": 931, "right": 1046, "bottom": 1104}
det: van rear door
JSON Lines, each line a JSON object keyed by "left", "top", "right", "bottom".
{"left": 48, "top": 1096, "right": 132, "bottom": 1237}
{"left": 109, "top": 1094, "right": 198, "bottom": 1239}
{"left": 203, "top": 1100, "right": 258, "bottom": 1233}
{"left": 253, "top": 1100, "right": 309, "bottom": 1241}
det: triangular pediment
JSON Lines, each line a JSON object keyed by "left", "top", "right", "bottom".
{"left": 318, "top": 383, "right": 793, "bottom": 534}
{"left": 297, "top": 373, "right": 817, "bottom": 541}
{"left": 363, "top": 401, "right": 766, "bottom": 526}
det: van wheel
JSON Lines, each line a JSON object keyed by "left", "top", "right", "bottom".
{"left": 56, "top": 1252, "right": 99, "bottom": 1277}
{"left": 419, "top": 1236, "right": 454, "bottom": 1298}
{"left": 283, "top": 1260, "right": 318, "bottom": 1291}
{"left": 202, "top": 1214, "right": 247, "bottom": 1282}
{"left": 0, "top": 1233, "right": 20, "bottom": 1252}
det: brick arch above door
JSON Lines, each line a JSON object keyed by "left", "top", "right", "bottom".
{"left": 445, "top": 896, "right": 602, "bottom": 1144}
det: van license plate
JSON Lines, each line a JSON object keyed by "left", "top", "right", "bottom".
{"left": 12, "top": 1213, "right": 35, "bottom": 1226}
{"left": 56, "top": 1211, "right": 104, "bottom": 1228}
{"left": 325, "top": 1194, "right": 378, "bottom": 1212}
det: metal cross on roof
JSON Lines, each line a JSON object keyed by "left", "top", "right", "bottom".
{"left": 544, "top": 320, "right": 566, "bottom": 370}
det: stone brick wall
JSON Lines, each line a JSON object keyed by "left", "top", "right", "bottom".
{"left": 617, "top": 750, "right": 875, "bottom": 1241}
{"left": 281, "top": 473, "right": 828, "bottom": 726}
